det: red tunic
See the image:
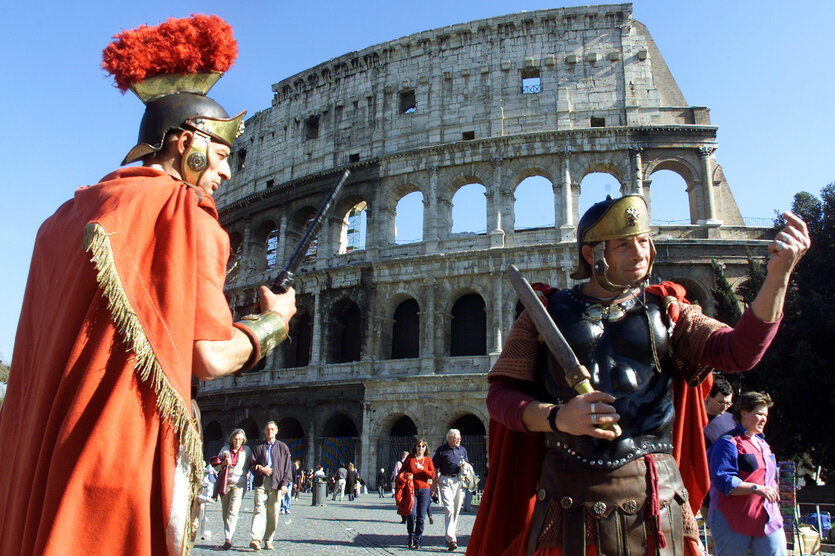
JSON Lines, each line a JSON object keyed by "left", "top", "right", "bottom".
{"left": 0, "top": 167, "right": 233, "bottom": 555}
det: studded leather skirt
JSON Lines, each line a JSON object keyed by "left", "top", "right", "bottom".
{"left": 527, "top": 451, "right": 696, "bottom": 556}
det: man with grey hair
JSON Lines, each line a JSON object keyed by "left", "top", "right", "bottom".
{"left": 432, "top": 428, "right": 469, "bottom": 551}
{"left": 248, "top": 421, "right": 293, "bottom": 550}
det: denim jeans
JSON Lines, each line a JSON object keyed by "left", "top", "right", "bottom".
{"left": 708, "top": 508, "right": 787, "bottom": 556}
{"left": 407, "top": 488, "right": 431, "bottom": 541}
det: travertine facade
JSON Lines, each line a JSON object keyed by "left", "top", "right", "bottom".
{"left": 199, "top": 3, "right": 769, "bottom": 483}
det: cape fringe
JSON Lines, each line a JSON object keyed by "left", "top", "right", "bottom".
{"left": 83, "top": 222, "right": 201, "bottom": 554}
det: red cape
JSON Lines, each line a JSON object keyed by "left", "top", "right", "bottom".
{"left": 0, "top": 167, "right": 233, "bottom": 555}
{"left": 467, "top": 282, "right": 712, "bottom": 556}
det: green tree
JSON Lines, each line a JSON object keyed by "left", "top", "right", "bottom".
{"left": 729, "top": 183, "right": 835, "bottom": 480}
{"left": 710, "top": 259, "right": 742, "bottom": 326}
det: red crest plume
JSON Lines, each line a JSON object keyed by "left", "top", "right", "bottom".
{"left": 102, "top": 14, "right": 238, "bottom": 92}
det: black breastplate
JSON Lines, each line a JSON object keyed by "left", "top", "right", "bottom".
{"left": 537, "top": 287, "right": 675, "bottom": 469}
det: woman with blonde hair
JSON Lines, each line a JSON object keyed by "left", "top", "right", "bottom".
{"left": 211, "top": 428, "right": 252, "bottom": 550}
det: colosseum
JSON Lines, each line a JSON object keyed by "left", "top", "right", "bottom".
{"left": 198, "top": 3, "right": 770, "bottom": 483}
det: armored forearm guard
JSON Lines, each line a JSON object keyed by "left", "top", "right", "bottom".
{"left": 233, "top": 310, "right": 288, "bottom": 371}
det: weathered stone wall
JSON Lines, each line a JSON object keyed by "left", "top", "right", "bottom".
{"left": 200, "top": 3, "right": 768, "bottom": 480}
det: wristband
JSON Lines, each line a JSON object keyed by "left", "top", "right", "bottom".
{"left": 547, "top": 404, "right": 560, "bottom": 432}
{"left": 234, "top": 310, "right": 288, "bottom": 371}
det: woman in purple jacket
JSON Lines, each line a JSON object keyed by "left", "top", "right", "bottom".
{"left": 708, "top": 391, "right": 785, "bottom": 556}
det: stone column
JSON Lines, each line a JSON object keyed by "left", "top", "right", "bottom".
{"left": 360, "top": 402, "right": 372, "bottom": 484}
{"left": 698, "top": 146, "right": 720, "bottom": 225}
{"left": 420, "top": 277, "right": 437, "bottom": 374}
{"left": 490, "top": 270, "right": 504, "bottom": 357}
{"left": 557, "top": 152, "right": 575, "bottom": 241}
{"left": 630, "top": 148, "right": 644, "bottom": 197}
{"left": 241, "top": 220, "right": 256, "bottom": 274}
{"left": 306, "top": 414, "right": 316, "bottom": 469}
{"left": 309, "top": 289, "right": 323, "bottom": 378}
{"left": 488, "top": 156, "right": 506, "bottom": 248}
{"left": 425, "top": 166, "right": 439, "bottom": 252}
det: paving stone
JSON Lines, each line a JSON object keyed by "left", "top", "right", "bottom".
{"left": 194, "top": 490, "right": 477, "bottom": 555}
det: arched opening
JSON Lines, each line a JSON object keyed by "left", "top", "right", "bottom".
{"left": 326, "top": 299, "right": 362, "bottom": 363}
{"left": 265, "top": 228, "right": 280, "bottom": 270}
{"left": 253, "top": 220, "right": 278, "bottom": 271}
{"left": 450, "top": 293, "right": 486, "bottom": 356}
{"left": 339, "top": 201, "right": 368, "bottom": 254}
{"left": 227, "top": 231, "right": 243, "bottom": 281}
{"left": 321, "top": 413, "right": 359, "bottom": 471}
{"left": 203, "top": 420, "right": 223, "bottom": 460}
{"left": 578, "top": 172, "right": 621, "bottom": 219}
{"left": 648, "top": 169, "right": 692, "bottom": 224}
{"left": 395, "top": 191, "right": 424, "bottom": 244}
{"left": 237, "top": 417, "right": 260, "bottom": 447}
{"left": 391, "top": 298, "right": 420, "bottom": 359}
{"left": 277, "top": 417, "right": 306, "bottom": 462}
{"left": 451, "top": 183, "right": 487, "bottom": 234}
{"left": 514, "top": 176, "right": 555, "bottom": 230}
{"left": 283, "top": 309, "right": 312, "bottom": 368}
{"left": 377, "top": 415, "right": 418, "bottom": 477}
{"left": 287, "top": 208, "right": 318, "bottom": 266}
{"left": 451, "top": 414, "right": 488, "bottom": 478}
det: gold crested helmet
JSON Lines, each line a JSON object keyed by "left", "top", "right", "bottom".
{"left": 102, "top": 15, "right": 246, "bottom": 186}
{"left": 570, "top": 194, "right": 656, "bottom": 291}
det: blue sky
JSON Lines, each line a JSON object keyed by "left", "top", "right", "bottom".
{"left": 1, "top": 0, "right": 833, "bottom": 362}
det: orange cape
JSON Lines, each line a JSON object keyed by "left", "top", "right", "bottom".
{"left": 0, "top": 167, "right": 232, "bottom": 555}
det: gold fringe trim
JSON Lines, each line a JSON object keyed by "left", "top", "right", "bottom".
{"left": 83, "top": 223, "right": 201, "bottom": 554}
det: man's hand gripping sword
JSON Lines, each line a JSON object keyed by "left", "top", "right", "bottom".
{"left": 506, "top": 264, "right": 622, "bottom": 437}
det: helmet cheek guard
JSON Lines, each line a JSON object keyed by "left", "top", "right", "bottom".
{"left": 181, "top": 132, "right": 211, "bottom": 188}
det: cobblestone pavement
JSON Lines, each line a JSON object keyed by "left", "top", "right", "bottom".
{"left": 193, "top": 491, "right": 476, "bottom": 555}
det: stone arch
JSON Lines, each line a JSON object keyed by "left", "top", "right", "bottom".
{"left": 325, "top": 297, "right": 363, "bottom": 363}
{"left": 338, "top": 197, "right": 369, "bottom": 254}
{"left": 375, "top": 413, "right": 418, "bottom": 478}
{"left": 321, "top": 412, "right": 359, "bottom": 470}
{"left": 391, "top": 297, "right": 420, "bottom": 359}
{"left": 577, "top": 171, "right": 624, "bottom": 221}
{"left": 448, "top": 175, "right": 488, "bottom": 235}
{"left": 287, "top": 205, "right": 319, "bottom": 266}
{"left": 237, "top": 417, "right": 260, "bottom": 446}
{"left": 449, "top": 291, "right": 487, "bottom": 356}
{"left": 203, "top": 420, "right": 223, "bottom": 460}
{"left": 449, "top": 412, "right": 488, "bottom": 478}
{"left": 283, "top": 307, "right": 312, "bottom": 368}
{"left": 513, "top": 173, "right": 556, "bottom": 231}
{"left": 394, "top": 190, "right": 425, "bottom": 244}
{"left": 251, "top": 219, "right": 279, "bottom": 271}
{"left": 664, "top": 276, "right": 711, "bottom": 309}
{"left": 227, "top": 230, "right": 243, "bottom": 280}
{"left": 277, "top": 417, "right": 307, "bottom": 461}
{"left": 645, "top": 157, "right": 700, "bottom": 224}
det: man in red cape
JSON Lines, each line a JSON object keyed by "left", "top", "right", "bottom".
{"left": 468, "top": 195, "right": 808, "bottom": 556}
{"left": 0, "top": 16, "right": 296, "bottom": 556}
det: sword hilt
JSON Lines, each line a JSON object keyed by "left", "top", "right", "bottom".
{"left": 573, "top": 378, "right": 623, "bottom": 437}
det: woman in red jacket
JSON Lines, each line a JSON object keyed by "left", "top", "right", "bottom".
{"left": 401, "top": 439, "right": 436, "bottom": 549}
